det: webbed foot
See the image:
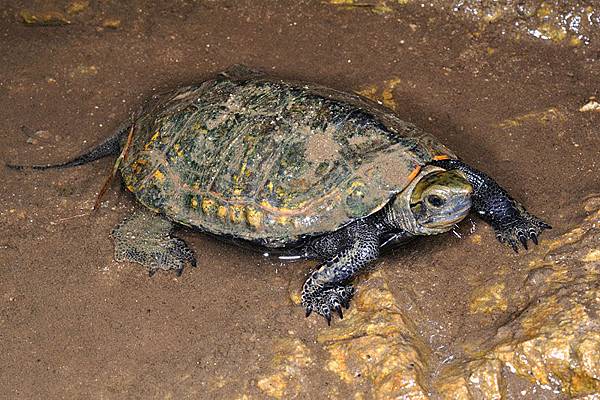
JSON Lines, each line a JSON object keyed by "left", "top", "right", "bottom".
{"left": 111, "top": 210, "right": 196, "bottom": 276}
{"left": 302, "top": 283, "right": 355, "bottom": 325}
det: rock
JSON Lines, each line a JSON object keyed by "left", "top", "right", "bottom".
{"left": 317, "top": 270, "right": 431, "bottom": 400}
{"left": 468, "top": 282, "right": 508, "bottom": 314}
{"left": 257, "top": 339, "right": 313, "bottom": 399}
{"left": 579, "top": 98, "right": 600, "bottom": 113}
{"left": 356, "top": 78, "right": 402, "bottom": 111}
{"left": 20, "top": 9, "right": 70, "bottom": 26}
{"left": 67, "top": 1, "right": 89, "bottom": 15}
{"left": 258, "top": 199, "right": 600, "bottom": 399}
{"left": 495, "top": 107, "right": 566, "bottom": 129}
{"left": 436, "top": 197, "right": 600, "bottom": 398}
{"left": 25, "top": 130, "right": 52, "bottom": 145}
{"left": 69, "top": 65, "right": 98, "bottom": 78}
{"left": 102, "top": 18, "right": 121, "bottom": 29}
{"left": 440, "top": 0, "right": 600, "bottom": 46}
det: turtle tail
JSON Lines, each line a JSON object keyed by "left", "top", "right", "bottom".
{"left": 6, "top": 124, "right": 131, "bottom": 171}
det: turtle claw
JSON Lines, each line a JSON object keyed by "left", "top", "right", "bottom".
{"left": 531, "top": 233, "right": 539, "bottom": 245}
{"left": 519, "top": 235, "right": 528, "bottom": 250}
{"left": 494, "top": 209, "right": 550, "bottom": 252}
{"left": 341, "top": 298, "right": 351, "bottom": 309}
{"left": 334, "top": 305, "right": 344, "bottom": 319}
{"left": 541, "top": 222, "right": 553, "bottom": 230}
{"left": 301, "top": 284, "right": 355, "bottom": 324}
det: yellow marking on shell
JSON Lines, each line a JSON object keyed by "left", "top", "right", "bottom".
{"left": 131, "top": 163, "right": 142, "bottom": 174}
{"left": 266, "top": 181, "right": 274, "bottom": 192}
{"left": 192, "top": 181, "right": 201, "bottom": 190}
{"left": 274, "top": 185, "right": 298, "bottom": 208}
{"left": 229, "top": 205, "right": 245, "bottom": 224}
{"left": 190, "top": 197, "right": 198, "bottom": 209}
{"left": 126, "top": 184, "right": 136, "bottom": 193}
{"left": 260, "top": 199, "right": 311, "bottom": 216}
{"left": 346, "top": 180, "right": 365, "bottom": 194}
{"left": 191, "top": 121, "right": 207, "bottom": 134}
{"left": 144, "top": 131, "right": 161, "bottom": 150}
{"left": 126, "top": 158, "right": 147, "bottom": 175}
{"left": 245, "top": 207, "right": 263, "bottom": 228}
{"left": 201, "top": 198, "right": 215, "bottom": 214}
{"left": 153, "top": 169, "right": 165, "bottom": 183}
{"left": 231, "top": 162, "right": 250, "bottom": 195}
{"left": 433, "top": 155, "right": 451, "bottom": 161}
{"left": 205, "top": 185, "right": 346, "bottom": 218}
{"left": 172, "top": 143, "right": 184, "bottom": 158}
{"left": 275, "top": 186, "right": 286, "bottom": 197}
{"left": 276, "top": 215, "right": 290, "bottom": 225}
{"left": 217, "top": 205, "right": 228, "bottom": 219}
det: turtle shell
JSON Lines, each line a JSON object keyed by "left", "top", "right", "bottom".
{"left": 119, "top": 71, "right": 456, "bottom": 247}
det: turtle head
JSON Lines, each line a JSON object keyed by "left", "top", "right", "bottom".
{"left": 407, "top": 170, "right": 473, "bottom": 234}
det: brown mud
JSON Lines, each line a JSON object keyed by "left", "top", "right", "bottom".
{"left": 1, "top": 1, "right": 599, "bottom": 399}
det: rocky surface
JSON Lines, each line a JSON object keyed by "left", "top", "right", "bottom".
{"left": 329, "top": 0, "right": 600, "bottom": 46}
{"left": 447, "top": 0, "right": 600, "bottom": 46}
{"left": 255, "top": 197, "right": 600, "bottom": 399}
{"left": 438, "top": 196, "right": 600, "bottom": 398}
{"left": 317, "top": 271, "right": 431, "bottom": 399}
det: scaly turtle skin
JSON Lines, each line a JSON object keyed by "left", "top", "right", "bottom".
{"left": 7, "top": 66, "right": 551, "bottom": 324}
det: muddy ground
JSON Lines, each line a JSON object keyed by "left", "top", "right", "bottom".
{"left": 1, "top": 1, "right": 599, "bottom": 399}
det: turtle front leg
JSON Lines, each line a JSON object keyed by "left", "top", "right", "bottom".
{"left": 431, "top": 159, "right": 551, "bottom": 252}
{"left": 111, "top": 210, "right": 196, "bottom": 276}
{"left": 302, "top": 221, "right": 380, "bottom": 324}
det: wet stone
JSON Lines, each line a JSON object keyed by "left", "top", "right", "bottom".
{"left": 441, "top": 0, "right": 600, "bottom": 45}
{"left": 102, "top": 18, "right": 121, "bottom": 29}
{"left": 19, "top": 9, "right": 70, "bottom": 26}
{"left": 256, "top": 339, "right": 313, "bottom": 399}
{"left": 317, "top": 270, "right": 431, "bottom": 400}
{"left": 436, "top": 197, "right": 600, "bottom": 398}
{"left": 260, "top": 198, "right": 600, "bottom": 399}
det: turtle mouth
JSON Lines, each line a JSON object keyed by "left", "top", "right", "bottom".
{"left": 413, "top": 196, "right": 472, "bottom": 232}
{"left": 422, "top": 206, "right": 470, "bottom": 228}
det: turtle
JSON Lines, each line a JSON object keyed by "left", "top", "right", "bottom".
{"left": 8, "top": 65, "right": 551, "bottom": 324}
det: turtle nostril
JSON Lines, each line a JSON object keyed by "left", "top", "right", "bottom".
{"left": 427, "top": 194, "right": 445, "bottom": 208}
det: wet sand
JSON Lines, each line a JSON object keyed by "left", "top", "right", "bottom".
{"left": 1, "top": 1, "right": 599, "bottom": 398}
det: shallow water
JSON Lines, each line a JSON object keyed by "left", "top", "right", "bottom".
{"left": 1, "top": 1, "right": 599, "bottom": 398}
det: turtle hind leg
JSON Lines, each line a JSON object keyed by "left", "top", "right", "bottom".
{"left": 111, "top": 210, "right": 196, "bottom": 276}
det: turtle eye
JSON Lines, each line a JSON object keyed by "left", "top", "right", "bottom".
{"left": 426, "top": 194, "right": 445, "bottom": 208}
